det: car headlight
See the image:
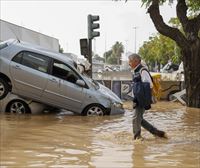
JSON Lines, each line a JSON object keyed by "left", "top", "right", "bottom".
{"left": 112, "top": 102, "right": 123, "bottom": 108}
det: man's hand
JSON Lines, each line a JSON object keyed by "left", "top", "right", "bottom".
{"left": 133, "top": 102, "right": 137, "bottom": 109}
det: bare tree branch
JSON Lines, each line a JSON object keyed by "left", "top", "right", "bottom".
{"left": 147, "top": 0, "right": 189, "bottom": 49}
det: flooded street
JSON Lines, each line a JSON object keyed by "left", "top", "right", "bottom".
{"left": 0, "top": 101, "right": 200, "bottom": 168}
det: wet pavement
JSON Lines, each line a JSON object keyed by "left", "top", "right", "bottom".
{"left": 0, "top": 101, "right": 200, "bottom": 168}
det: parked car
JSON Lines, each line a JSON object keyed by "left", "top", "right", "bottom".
{"left": 0, "top": 39, "right": 124, "bottom": 116}
{"left": 0, "top": 93, "right": 47, "bottom": 114}
{"left": 160, "top": 62, "right": 179, "bottom": 73}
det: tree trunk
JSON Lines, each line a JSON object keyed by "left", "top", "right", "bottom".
{"left": 182, "top": 39, "right": 200, "bottom": 107}
{"left": 147, "top": 0, "right": 200, "bottom": 108}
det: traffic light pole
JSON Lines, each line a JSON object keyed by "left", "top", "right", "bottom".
{"left": 88, "top": 39, "right": 92, "bottom": 78}
{"left": 87, "top": 14, "right": 100, "bottom": 78}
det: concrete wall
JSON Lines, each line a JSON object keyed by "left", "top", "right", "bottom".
{"left": 97, "top": 79, "right": 181, "bottom": 101}
{"left": 0, "top": 19, "right": 59, "bottom": 52}
{"left": 94, "top": 71, "right": 183, "bottom": 100}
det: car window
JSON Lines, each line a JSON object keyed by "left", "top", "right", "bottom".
{"left": 12, "top": 52, "right": 23, "bottom": 63}
{"left": 20, "top": 52, "right": 50, "bottom": 73}
{"left": 52, "top": 60, "right": 79, "bottom": 84}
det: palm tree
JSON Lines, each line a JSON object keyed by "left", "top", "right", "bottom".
{"left": 111, "top": 41, "right": 124, "bottom": 65}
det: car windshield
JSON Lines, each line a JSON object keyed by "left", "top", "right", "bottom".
{"left": 0, "top": 39, "right": 18, "bottom": 50}
{"left": 82, "top": 73, "right": 99, "bottom": 90}
{"left": 0, "top": 42, "right": 8, "bottom": 50}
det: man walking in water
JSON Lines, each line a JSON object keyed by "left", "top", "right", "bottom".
{"left": 128, "top": 53, "right": 167, "bottom": 140}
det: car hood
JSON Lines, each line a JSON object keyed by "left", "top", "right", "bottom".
{"left": 98, "top": 83, "right": 122, "bottom": 103}
{"left": 81, "top": 75, "right": 122, "bottom": 103}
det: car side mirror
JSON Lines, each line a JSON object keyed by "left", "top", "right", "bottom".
{"left": 76, "top": 79, "right": 85, "bottom": 87}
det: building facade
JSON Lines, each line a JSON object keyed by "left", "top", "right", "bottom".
{"left": 0, "top": 19, "right": 59, "bottom": 52}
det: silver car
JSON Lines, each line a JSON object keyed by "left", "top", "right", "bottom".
{"left": 0, "top": 93, "right": 47, "bottom": 114}
{"left": 0, "top": 39, "right": 124, "bottom": 116}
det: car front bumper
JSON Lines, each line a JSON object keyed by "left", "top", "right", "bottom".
{"left": 110, "top": 103, "right": 125, "bottom": 115}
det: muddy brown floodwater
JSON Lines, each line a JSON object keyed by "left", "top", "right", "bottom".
{"left": 0, "top": 101, "right": 200, "bottom": 168}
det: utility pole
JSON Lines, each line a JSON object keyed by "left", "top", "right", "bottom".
{"left": 105, "top": 33, "right": 107, "bottom": 64}
{"left": 133, "top": 26, "right": 138, "bottom": 53}
{"left": 125, "top": 40, "right": 128, "bottom": 61}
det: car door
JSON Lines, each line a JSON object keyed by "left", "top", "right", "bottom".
{"left": 42, "top": 59, "right": 86, "bottom": 112}
{"left": 10, "top": 51, "right": 50, "bottom": 100}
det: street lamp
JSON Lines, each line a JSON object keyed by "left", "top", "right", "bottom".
{"left": 133, "top": 26, "right": 138, "bottom": 53}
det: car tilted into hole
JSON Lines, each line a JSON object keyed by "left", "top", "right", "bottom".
{"left": 0, "top": 39, "right": 124, "bottom": 116}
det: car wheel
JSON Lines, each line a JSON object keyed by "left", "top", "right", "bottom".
{"left": 0, "top": 78, "right": 9, "bottom": 100}
{"left": 83, "top": 104, "right": 106, "bottom": 116}
{"left": 6, "top": 100, "right": 31, "bottom": 114}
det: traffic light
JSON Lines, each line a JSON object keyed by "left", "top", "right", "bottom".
{"left": 88, "top": 14, "right": 100, "bottom": 39}
{"left": 80, "top": 38, "right": 88, "bottom": 58}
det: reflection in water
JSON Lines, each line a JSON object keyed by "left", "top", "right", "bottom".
{"left": 0, "top": 102, "right": 199, "bottom": 168}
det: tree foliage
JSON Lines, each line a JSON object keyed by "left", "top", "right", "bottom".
{"left": 139, "top": 19, "right": 182, "bottom": 71}
{"left": 93, "top": 53, "right": 105, "bottom": 62}
{"left": 139, "top": 34, "right": 181, "bottom": 70}
{"left": 103, "top": 41, "right": 124, "bottom": 64}
{"left": 142, "top": 0, "right": 200, "bottom": 14}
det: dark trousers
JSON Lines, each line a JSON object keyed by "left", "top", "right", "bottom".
{"left": 132, "top": 106, "right": 158, "bottom": 139}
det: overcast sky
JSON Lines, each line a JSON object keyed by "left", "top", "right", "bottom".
{"left": 1, "top": 0, "right": 176, "bottom": 58}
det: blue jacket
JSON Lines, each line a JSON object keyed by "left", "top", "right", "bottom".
{"left": 132, "top": 64, "right": 152, "bottom": 110}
